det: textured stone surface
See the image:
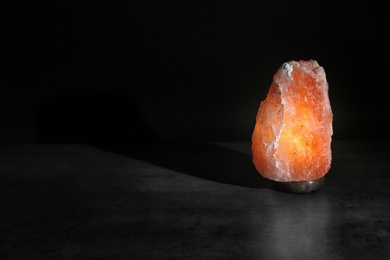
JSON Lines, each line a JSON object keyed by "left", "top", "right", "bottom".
{"left": 251, "top": 60, "right": 333, "bottom": 182}
{"left": 1, "top": 142, "right": 390, "bottom": 259}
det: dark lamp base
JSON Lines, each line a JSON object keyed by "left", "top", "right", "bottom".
{"left": 273, "top": 176, "right": 325, "bottom": 193}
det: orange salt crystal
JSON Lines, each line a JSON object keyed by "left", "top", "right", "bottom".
{"left": 251, "top": 60, "right": 333, "bottom": 182}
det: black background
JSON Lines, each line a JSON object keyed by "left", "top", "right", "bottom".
{"left": 4, "top": 1, "right": 389, "bottom": 143}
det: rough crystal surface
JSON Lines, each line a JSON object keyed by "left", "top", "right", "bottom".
{"left": 251, "top": 60, "right": 333, "bottom": 182}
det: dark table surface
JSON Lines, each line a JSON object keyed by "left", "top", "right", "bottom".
{"left": 1, "top": 141, "right": 389, "bottom": 259}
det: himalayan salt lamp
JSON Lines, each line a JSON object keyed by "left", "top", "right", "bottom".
{"left": 251, "top": 60, "right": 333, "bottom": 193}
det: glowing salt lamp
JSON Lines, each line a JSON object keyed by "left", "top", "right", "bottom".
{"left": 251, "top": 60, "right": 333, "bottom": 193}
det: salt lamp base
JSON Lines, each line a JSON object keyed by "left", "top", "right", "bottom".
{"left": 273, "top": 177, "right": 325, "bottom": 193}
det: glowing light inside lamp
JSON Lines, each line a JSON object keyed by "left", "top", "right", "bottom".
{"left": 251, "top": 60, "right": 333, "bottom": 184}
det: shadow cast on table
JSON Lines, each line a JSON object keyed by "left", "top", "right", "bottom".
{"left": 93, "top": 142, "right": 273, "bottom": 190}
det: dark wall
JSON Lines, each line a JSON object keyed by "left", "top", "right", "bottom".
{"left": 4, "top": 1, "right": 389, "bottom": 143}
